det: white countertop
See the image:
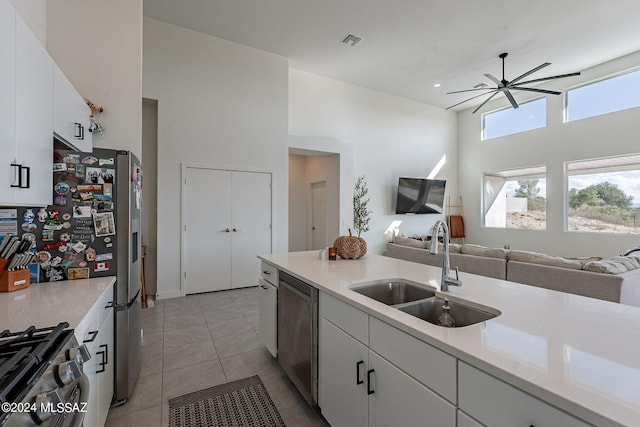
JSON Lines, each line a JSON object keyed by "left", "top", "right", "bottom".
{"left": 259, "top": 251, "right": 640, "bottom": 427}
{"left": 0, "top": 276, "right": 116, "bottom": 332}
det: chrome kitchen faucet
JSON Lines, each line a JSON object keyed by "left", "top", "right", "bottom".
{"left": 430, "top": 220, "right": 463, "bottom": 292}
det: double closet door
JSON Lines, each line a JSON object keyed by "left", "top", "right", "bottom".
{"left": 184, "top": 167, "right": 272, "bottom": 294}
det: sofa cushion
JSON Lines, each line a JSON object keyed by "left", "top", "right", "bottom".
{"left": 461, "top": 244, "right": 508, "bottom": 259}
{"left": 393, "top": 235, "right": 428, "bottom": 249}
{"left": 509, "top": 250, "right": 584, "bottom": 270}
{"left": 436, "top": 242, "right": 462, "bottom": 253}
{"left": 584, "top": 255, "right": 640, "bottom": 274}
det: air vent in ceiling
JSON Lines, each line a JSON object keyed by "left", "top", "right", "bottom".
{"left": 342, "top": 34, "right": 362, "bottom": 47}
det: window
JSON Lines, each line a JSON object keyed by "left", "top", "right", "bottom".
{"left": 482, "top": 98, "right": 546, "bottom": 140}
{"left": 566, "top": 68, "right": 640, "bottom": 122}
{"left": 566, "top": 154, "right": 640, "bottom": 234}
{"left": 483, "top": 166, "right": 546, "bottom": 230}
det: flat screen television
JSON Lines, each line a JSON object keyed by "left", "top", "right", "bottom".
{"left": 395, "top": 177, "right": 446, "bottom": 214}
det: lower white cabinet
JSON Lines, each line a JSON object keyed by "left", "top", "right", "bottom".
{"left": 258, "top": 278, "right": 277, "bottom": 357}
{"left": 75, "top": 284, "right": 114, "bottom": 427}
{"left": 458, "top": 362, "right": 590, "bottom": 427}
{"left": 319, "top": 317, "right": 368, "bottom": 427}
{"left": 318, "top": 293, "right": 456, "bottom": 427}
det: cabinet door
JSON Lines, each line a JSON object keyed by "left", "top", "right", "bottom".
{"left": 368, "top": 351, "right": 456, "bottom": 427}
{"left": 54, "top": 63, "right": 92, "bottom": 152}
{"left": 318, "top": 318, "right": 368, "bottom": 427}
{"left": 0, "top": 0, "right": 16, "bottom": 204}
{"left": 230, "top": 170, "right": 272, "bottom": 288}
{"left": 14, "top": 13, "right": 52, "bottom": 206}
{"left": 458, "top": 362, "right": 590, "bottom": 427}
{"left": 96, "top": 307, "right": 114, "bottom": 427}
{"left": 258, "top": 279, "right": 277, "bottom": 357}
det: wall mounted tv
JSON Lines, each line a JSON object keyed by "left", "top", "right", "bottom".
{"left": 395, "top": 178, "right": 446, "bottom": 214}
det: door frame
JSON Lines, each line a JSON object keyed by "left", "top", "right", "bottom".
{"left": 180, "top": 163, "right": 275, "bottom": 296}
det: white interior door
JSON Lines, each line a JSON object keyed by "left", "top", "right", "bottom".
{"left": 184, "top": 167, "right": 231, "bottom": 294}
{"left": 231, "top": 171, "right": 272, "bottom": 288}
{"left": 310, "top": 181, "right": 328, "bottom": 250}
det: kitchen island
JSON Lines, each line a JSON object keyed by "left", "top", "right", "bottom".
{"left": 259, "top": 251, "right": 640, "bottom": 427}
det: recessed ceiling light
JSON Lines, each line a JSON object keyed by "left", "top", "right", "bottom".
{"left": 434, "top": 83, "right": 441, "bottom": 88}
{"left": 342, "top": 34, "right": 362, "bottom": 47}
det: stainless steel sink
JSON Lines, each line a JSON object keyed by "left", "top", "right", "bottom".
{"left": 348, "top": 279, "right": 436, "bottom": 305}
{"left": 398, "top": 298, "right": 500, "bottom": 327}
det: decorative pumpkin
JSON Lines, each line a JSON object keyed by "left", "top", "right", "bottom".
{"left": 333, "top": 229, "right": 367, "bottom": 259}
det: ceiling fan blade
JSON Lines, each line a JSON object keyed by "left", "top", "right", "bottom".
{"left": 472, "top": 91, "right": 500, "bottom": 114}
{"left": 446, "top": 87, "right": 496, "bottom": 94}
{"left": 509, "top": 62, "right": 551, "bottom": 85}
{"left": 512, "top": 72, "right": 582, "bottom": 86}
{"left": 445, "top": 90, "right": 496, "bottom": 110}
{"left": 503, "top": 89, "right": 519, "bottom": 109}
{"left": 509, "top": 86, "right": 562, "bottom": 96}
{"left": 484, "top": 73, "right": 502, "bottom": 86}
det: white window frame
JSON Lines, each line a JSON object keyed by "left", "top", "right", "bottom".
{"left": 481, "top": 97, "right": 547, "bottom": 141}
{"left": 564, "top": 66, "right": 640, "bottom": 123}
{"left": 482, "top": 165, "right": 547, "bottom": 230}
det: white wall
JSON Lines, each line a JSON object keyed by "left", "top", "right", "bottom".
{"left": 143, "top": 18, "right": 289, "bottom": 299}
{"left": 289, "top": 69, "right": 458, "bottom": 254}
{"left": 9, "top": 0, "right": 46, "bottom": 44}
{"left": 46, "top": 0, "right": 143, "bottom": 158}
{"left": 458, "top": 51, "right": 640, "bottom": 258}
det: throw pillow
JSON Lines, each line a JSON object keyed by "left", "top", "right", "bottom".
{"left": 393, "top": 235, "right": 428, "bottom": 249}
{"left": 461, "top": 244, "right": 508, "bottom": 259}
{"left": 509, "top": 250, "right": 583, "bottom": 270}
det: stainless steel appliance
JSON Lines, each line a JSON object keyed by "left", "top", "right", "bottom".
{"left": 16, "top": 148, "right": 143, "bottom": 406}
{"left": 0, "top": 323, "right": 90, "bottom": 426}
{"left": 277, "top": 272, "right": 318, "bottom": 407}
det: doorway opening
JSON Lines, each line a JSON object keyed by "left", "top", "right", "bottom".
{"left": 288, "top": 149, "right": 340, "bottom": 251}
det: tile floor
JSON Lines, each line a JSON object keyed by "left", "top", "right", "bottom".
{"left": 105, "top": 287, "right": 326, "bottom": 426}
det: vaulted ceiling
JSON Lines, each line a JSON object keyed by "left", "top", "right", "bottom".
{"left": 143, "top": 0, "right": 640, "bottom": 110}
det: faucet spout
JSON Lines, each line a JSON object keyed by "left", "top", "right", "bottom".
{"left": 430, "top": 220, "right": 462, "bottom": 292}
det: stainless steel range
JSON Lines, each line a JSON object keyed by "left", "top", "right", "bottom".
{"left": 0, "top": 323, "right": 90, "bottom": 426}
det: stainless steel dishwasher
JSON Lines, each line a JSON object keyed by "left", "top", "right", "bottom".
{"left": 277, "top": 271, "right": 318, "bottom": 407}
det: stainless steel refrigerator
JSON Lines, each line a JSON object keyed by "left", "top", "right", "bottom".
{"left": 17, "top": 147, "right": 142, "bottom": 405}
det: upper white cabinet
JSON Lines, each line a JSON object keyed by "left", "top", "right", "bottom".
{"left": 54, "top": 63, "right": 92, "bottom": 152}
{"left": 0, "top": 0, "right": 53, "bottom": 207}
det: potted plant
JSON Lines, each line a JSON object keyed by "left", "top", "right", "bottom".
{"left": 334, "top": 176, "right": 371, "bottom": 259}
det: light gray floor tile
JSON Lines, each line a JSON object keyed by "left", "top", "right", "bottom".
{"left": 107, "top": 288, "right": 324, "bottom": 426}
{"left": 208, "top": 317, "right": 254, "bottom": 339}
{"left": 162, "top": 359, "right": 227, "bottom": 402}
{"left": 163, "top": 325, "right": 213, "bottom": 349}
{"left": 105, "top": 404, "right": 162, "bottom": 427}
{"left": 214, "top": 330, "right": 262, "bottom": 358}
{"left": 163, "top": 339, "right": 217, "bottom": 372}
{"left": 107, "top": 372, "right": 162, "bottom": 419}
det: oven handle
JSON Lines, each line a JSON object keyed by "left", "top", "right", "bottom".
{"left": 69, "top": 373, "right": 90, "bottom": 427}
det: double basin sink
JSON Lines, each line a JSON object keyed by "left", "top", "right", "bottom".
{"left": 348, "top": 279, "right": 500, "bottom": 328}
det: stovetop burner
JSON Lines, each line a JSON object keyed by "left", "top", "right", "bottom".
{"left": 0, "top": 323, "right": 73, "bottom": 423}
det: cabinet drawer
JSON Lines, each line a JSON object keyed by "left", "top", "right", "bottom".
{"left": 260, "top": 261, "right": 278, "bottom": 286}
{"left": 320, "top": 292, "right": 368, "bottom": 345}
{"left": 458, "top": 362, "right": 590, "bottom": 427}
{"left": 369, "top": 317, "right": 456, "bottom": 403}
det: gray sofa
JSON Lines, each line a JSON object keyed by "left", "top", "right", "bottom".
{"left": 384, "top": 240, "right": 640, "bottom": 307}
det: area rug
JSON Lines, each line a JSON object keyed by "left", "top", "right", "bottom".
{"left": 169, "top": 375, "right": 286, "bottom": 427}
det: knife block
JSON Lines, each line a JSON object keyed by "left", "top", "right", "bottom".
{"left": 0, "top": 257, "right": 31, "bottom": 292}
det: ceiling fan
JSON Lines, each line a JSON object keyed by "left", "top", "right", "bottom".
{"left": 446, "top": 52, "right": 581, "bottom": 113}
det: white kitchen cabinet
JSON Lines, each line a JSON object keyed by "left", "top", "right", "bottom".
{"left": 319, "top": 317, "right": 369, "bottom": 427}
{"left": 318, "top": 292, "right": 456, "bottom": 427}
{"left": 368, "top": 351, "right": 456, "bottom": 427}
{"left": 0, "top": 0, "right": 53, "bottom": 207}
{"left": 458, "top": 362, "right": 590, "bottom": 427}
{"left": 258, "top": 262, "right": 278, "bottom": 357}
{"left": 0, "top": 0, "right": 17, "bottom": 204}
{"left": 54, "top": 63, "right": 92, "bottom": 152}
{"left": 75, "top": 282, "right": 114, "bottom": 427}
